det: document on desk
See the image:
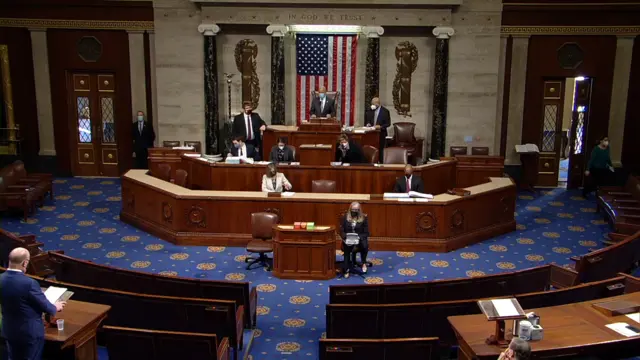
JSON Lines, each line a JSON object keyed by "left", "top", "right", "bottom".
{"left": 606, "top": 323, "right": 640, "bottom": 337}
{"left": 44, "top": 286, "right": 68, "bottom": 304}
{"left": 383, "top": 192, "right": 410, "bottom": 198}
{"left": 282, "top": 192, "right": 296, "bottom": 197}
{"left": 491, "top": 299, "right": 519, "bottom": 317}
{"left": 398, "top": 198, "right": 415, "bottom": 202}
{"left": 626, "top": 313, "right": 640, "bottom": 323}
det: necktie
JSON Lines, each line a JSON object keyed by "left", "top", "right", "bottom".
{"left": 406, "top": 177, "right": 411, "bottom": 193}
{"left": 139, "top": 122, "right": 143, "bottom": 134}
{"left": 246, "top": 116, "right": 252, "bottom": 141}
{"left": 374, "top": 109, "right": 379, "bottom": 123}
{"left": 239, "top": 147, "right": 243, "bottom": 157}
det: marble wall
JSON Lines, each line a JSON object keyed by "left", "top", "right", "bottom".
{"left": 216, "top": 34, "right": 272, "bottom": 126}
{"left": 379, "top": 36, "right": 435, "bottom": 157}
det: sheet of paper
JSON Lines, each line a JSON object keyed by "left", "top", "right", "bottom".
{"left": 606, "top": 323, "right": 640, "bottom": 337}
{"left": 282, "top": 192, "right": 296, "bottom": 197}
{"left": 415, "top": 198, "right": 430, "bottom": 202}
{"left": 183, "top": 153, "right": 200, "bottom": 157}
{"left": 255, "top": 161, "right": 271, "bottom": 165}
{"left": 278, "top": 225, "right": 294, "bottom": 230}
{"left": 626, "top": 313, "right": 640, "bottom": 323}
{"left": 491, "top": 299, "right": 519, "bottom": 317}
{"left": 44, "top": 286, "right": 67, "bottom": 304}
{"left": 398, "top": 198, "right": 415, "bottom": 202}
{"left": 354, "top": 130, "right": 366, "bottom": 134}
{"left": 315, "top": 226, "right": 330, "bottom": 230}
{"left": 383, "top": 192, "right": 410, "bottom": 198}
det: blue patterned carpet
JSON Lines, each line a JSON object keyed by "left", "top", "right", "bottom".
{"left": 0, "top": 178, "right": 612, "bottom": 359}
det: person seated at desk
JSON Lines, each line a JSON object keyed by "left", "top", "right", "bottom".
{"left": 228, "top": 135, "right": 258, "bottom": 160}
{"left": 393, "top": 164, "right": 425, "bottom": 193}
{"left": 269, "top": 137, "right": 295, "bottom": 162}
{"left": 310, "top": 86, "right": 336, "bottom": 118}
{"left": 261, "top": 163, "right": 292, "bottom": 193}
{"left": 339, "top": 202, "right": 369, "bottom": 278}
{"left": 498, "top": 338, "right": 531, "bottom": 360}
{"left": 335, "top": 133, "right": 365, "bottom": 164}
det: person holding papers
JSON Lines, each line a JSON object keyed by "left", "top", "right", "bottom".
{"left": 339, "top": 202, "right": 369, "bottom": 278}
{"left": 261, "top": 163, "right": 292, "bottom": 193}
{"left": 335, "top": 134, "right": 365, "bottom": 164}
{"left": 228, "top": 135, "right": 258, "bottom": 160}
{"left": 0, "top": 248, "right": 66, "bottom": 360}
{"left": 393, "top": 164, "right": 425, "bottom": 193}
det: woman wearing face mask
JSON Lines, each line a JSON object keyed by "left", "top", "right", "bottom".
{"left": 583, "top": 136, "right": 614, "bottom": 198}
{"left": 339, "top": 202, "right": 369, "bottom": 278}
{"left": 261, "top": 163, "right": 292, "bottom": 193}
{"left": 269, "top": 137, "right": 295, "bottom": 163}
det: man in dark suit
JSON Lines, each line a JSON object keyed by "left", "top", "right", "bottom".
{"left": 1, "top": 247, "right": 66, "bottom": 360}
{"left": 365, "top": 97, "right": 391, "bottom": 163}
{"left": 269, "top": 137, "right": 295, "bottom": 162}
{"left": 232, "top": 102, "right": 266, "bottom": 156}
{"left": 335, "top": 133, "right": 365, "bottom": 164}
{"left": 309, "top": 86, "right": 336, "bottom": 118}
{"left": 228, "top": 135, "right": 258, "bottom": 160}
{"left": 132, "top": 110, "right": 155, "bottom": 169}
{"left": 393, "top": 164, "right": 425, "bottom": 193}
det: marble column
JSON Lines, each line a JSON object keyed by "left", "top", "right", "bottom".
{"left": 505, "top": 35, "right": 530, "bottom": 165}
{"left": 198, "top": 23, "right": 221, "bottom": 154}
{"left": 29, "top": 28, "right": 56, "bottom": 156}
{"left": 430, "top": 27, "right": 454, "bottom": 159}
{"left": 267, "top": 25, "right": 287, "bottom": 125}
{"left": 608, "top": 35, "right": 635, "bottom": 167}
{"left": 362, "top": 26, "right": 384, "bottom": 113}
{"left": 147, "top": 30, "right": 159, "bottom": 146}
{"left": 128, "top": 30, "right": 148, "bottom": 122}
{"left": 495, "top": 35, "right": 509, "bottom": 156}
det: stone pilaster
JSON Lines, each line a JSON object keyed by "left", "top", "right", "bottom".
{"left": 267, "top": 25, "right": 287, "bottom": 125}
{"left": 495, "top": 35, "right": 508, "bottom": 156}
{"left": 29, "top": 28, "right": 56, "bottom": 156}
{"left": 430, "top": 26, "right": 454, "bottom": 159}
{"left": 362, "top": 26, "right": 384, "bottom": 113}
{"left": 505, "top": 35, "right": 530, "bottom": 165}
{"left": 147, "top": 30, "right": 159, "bottom": 146}
{"left": 128, "top": 30, "right": 148, "bottom": 126}
{"left": 608, "top": 35, "right": 635, "bottom": 167}
{"left": 198, "top": 23, "right": 221, "bottom": 154}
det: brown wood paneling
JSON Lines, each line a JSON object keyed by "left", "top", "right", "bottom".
{"left": 0, "top": 0, "right": 153, "bottom": 22}
{"left": 500, "top": 36, "right": 513, "bottom": 158}
{"left": 522, "top": 36, "right": 616, "bottom": 177}
{"left": 0, "top": 27, "right": 38, "bottom": 160}
{"left": 622, "top": 36, "right": 640, "bottom": 173}
{"left": 48, "top": 29, "right": 132, "bottom": 176}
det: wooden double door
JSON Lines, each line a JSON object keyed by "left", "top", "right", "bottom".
{"left": 68, "top": 73, "right": 120, "bottom": 177}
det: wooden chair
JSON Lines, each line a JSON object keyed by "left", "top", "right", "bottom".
{"left": 163, "top": 141, "right": 181, "bottom": 148}
{"left": 48, "top": 251, "right": 258, "bottom": 329}
{"left": 383, "top": 147, "right": 408, "bottom": 164}
{"left": 104, "top": 326, "right": 230, "bottom": 360}
{"left": 312, "top": 180, "right": 337, "bottom": 193}
{"left": 173, "top": 169, "right": 188, "bottom": 187}
{"left": 363, "top": 145, "right": 379, "bottom": 164}
{"left": 156, "top": 164, "right": 171, "bottom": 182}
{"left": 449, "top": 146, "right": 468, "bottom": 157}
{"left": 319, "top": 337, "right": 439, "bottom": 360}
{"left": 245, "top": 212, "right": 279, "bottom": 271}
{"left": 12, "top": 160, "right": 53, "bottom": 201}
{"left": 183, "top": 141, "right": 202, "bottom": 153}
{"left": 0, "top": 165, "right": 42, "bottom": 221}
{"left": 471, "top": 146, "right": 489, "bottom": 156}
{"left": 0, "top": 228, "right": 59, "bottom": 277}
{"left": 597, "top": 176, "right": 640, "bottom": 235}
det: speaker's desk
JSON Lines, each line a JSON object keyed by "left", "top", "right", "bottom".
{"left": 120, "top": 170, "right": 516, "bottom": 252}
{"left": 262, "top": 125, "right": 380, "bottom": 156}
{"left": 273, "top": 225, "right": 336, "bottom": 280}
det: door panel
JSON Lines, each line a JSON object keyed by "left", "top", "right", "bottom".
{"left": 536, "top": 80, "right": 565, "bottom": 187}
{"left": 567, "top": 79, "right": 593, "bottom": 189}
{"left": 68, "top": 72, "right": 119, "bottom": 176}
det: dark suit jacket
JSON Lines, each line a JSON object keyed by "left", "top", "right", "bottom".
{"left": 365, "top": 106, "right": 391, "bottom": 137}
{"left": 339, "top": 215, "right": 369, "bottom": 248}
{"left": 132, "top": 121, "right": 155, "bottom": 152}
{"left": 335, "top": 140, "right": 365, "bottom": 164}
{"left": 230, "top": 143, "right": 258, "bottom": 159}
{"left": 269, "top": 146, "right": 295, "bottom": 162}
{"left": 232, "top": 113, "right": 266, "bottom": 145}
{"left": 0, "top": 270, "right": 57, "bottom": 340}
{"left": 309, "top": 97, "right": 336, "bottom": 118}
{"left": 393, "top": 175, "right": 425, "bottom": 193}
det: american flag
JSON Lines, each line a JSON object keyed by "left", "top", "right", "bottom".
{"left": 296, "top": 34, "right": 358, "bottom": 126}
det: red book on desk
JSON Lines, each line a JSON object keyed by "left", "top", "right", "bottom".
{"left": 294, "top": 222, "right": 301, "bottom": 229}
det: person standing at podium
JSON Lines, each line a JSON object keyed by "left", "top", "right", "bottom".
{"left": 365, "top": 97, "right": 391, "bottom": 163}
{"left": 1, "top": 248, "right": 66, "bottom": 360}
{"left": 335, "top": 134, "right": 365, "bottom": 164}
{"left": 261, "top": 163, "right": 292, "bottom": 192}
{"left": 309, "top": 87, "right": 336, "bottom": 118}
{"left": 233, "top": 102, "right": 266, "bottom": 156}
{"left": 393, "top": 164, "right": 425, "bottom": 193}
{"left": 339, "top": 202, "right": 369, "bottom": 278}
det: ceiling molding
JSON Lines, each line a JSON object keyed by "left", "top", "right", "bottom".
{"left": 501, "top": 25, "right": 640, "bottom": 36}
{"left": 0, "top": 17, "right": 153, "bottom": 31}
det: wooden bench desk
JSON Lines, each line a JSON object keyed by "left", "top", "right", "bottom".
{"left": 448, "top": 292, "right": 640, "bottom": 360}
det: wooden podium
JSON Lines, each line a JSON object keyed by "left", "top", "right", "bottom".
{"left": 272, "top": 225, "right": 336, "bottom": 280}
{"left": 300, "top": 117, "right": 341, "bottom": 132}
{"left": 298, "top": 144, "right": 333, "bottom": 165}
{"left": 44, "top": 299, "right": 111, "bottom": 360}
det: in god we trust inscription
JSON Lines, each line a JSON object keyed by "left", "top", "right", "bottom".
{"left": 288, "top": 14, "right": 365, "bottom": 22}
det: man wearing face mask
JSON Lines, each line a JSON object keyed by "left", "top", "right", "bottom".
{"left": 309, "top": 87, "right": 336, "bottom": 118}
{"left": 132, "top": 110, "right": 155, "bottom": 169}
{"left": 335, "top": 133, "right": 365, "bottom": 164}
{"left": 364, "top": 97, "right": 391, "bottom": 163}
{"left": 228, "top": 136, "right": 257, "bottom": 160}
{"left": 269, "top": 137, "right": 295, "bottom": 163}
{"left": 232, "top": 102, "right": 266, "bottom": 159}
{"left": 393, "top": 164, "right": 425, "bottom": 193}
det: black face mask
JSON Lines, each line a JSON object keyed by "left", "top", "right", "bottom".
{"left": 350, "top": 211, "right": 358, "bottom": 217}
{"left": 245, "top": 110, "right": 252, "bottom": 115}
{"left": 405, "top": 174, "right": 412, "bottom": 179}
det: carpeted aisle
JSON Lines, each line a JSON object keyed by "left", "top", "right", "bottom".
{"left": 0, "top": 178, "right": 613, "bottom": 359}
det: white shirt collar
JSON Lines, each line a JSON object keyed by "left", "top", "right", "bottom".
{"left": 7, "top": 268, "right": 23, "bottom": 273}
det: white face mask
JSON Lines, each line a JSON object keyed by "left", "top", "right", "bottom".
{"left": 371, "top": 104, "right": 377, "bottom": 110}
{"left": 602, "top": 141, "right": 609, "bottom": 147}
{"left": 278, "top": 145, "right": 285, "bottom": 150}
